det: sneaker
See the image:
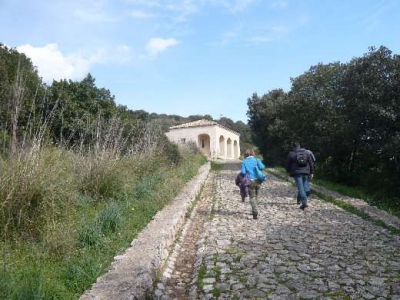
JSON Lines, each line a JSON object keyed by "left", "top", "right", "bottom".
{"left": 242, "top": 197, "right": 245, "bottom": 202}
{"left": 299, "top": 204, "right": 308, "bottom": 210}
{"left": 253, "top": 213, "right": 258, "bottom": 219}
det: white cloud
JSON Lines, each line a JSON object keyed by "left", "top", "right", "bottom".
{"left": 16, "top": 43, "right": 132, "bottom": 83}
{"left": 17, "top": 44, "right": 91, "bottom": 82}
{"left": 145, "top": 37, "right": 180, "bottom": 56}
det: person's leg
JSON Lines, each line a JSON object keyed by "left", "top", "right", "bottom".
{"left": 304, "top": 176, "right": 310, "bottom": 196}
{"left": 303, "top": 175, "right": 310, "bottom": 199}
{"left": 294, "top": 175, "right": 307, "bottom": 209}
{"left": 248, "top": 181, "right": 258, "bottom": 219}
{"left": 240, "top": 184, "right": 246, "bottom": 201}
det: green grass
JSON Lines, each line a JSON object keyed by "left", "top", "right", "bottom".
{"left": 210, "top": 161, "right": 223, "bottom": 171}
{"left": 0, "top": 145, "right": 207, "bottom": 299}
{"left": 196, "top": 261, "right": 208, "bottom": 289}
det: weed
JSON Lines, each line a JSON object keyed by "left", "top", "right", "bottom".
{"left": 63, "top": 253, "right": 105, "bottom": 294}
{"left": 0, "top": 141, "right": 206, "bottom": 298}
{"left": 197, "top": 261, "right": 207, "bottom": 289}
{"left": 98, "top": 202, "right": 122, "bottom": 235}
{"left": 78, "top": 222, "right": 103, "bottom": 249}
{"left": 212, "top": 287, "right": 221, "bottom": 297}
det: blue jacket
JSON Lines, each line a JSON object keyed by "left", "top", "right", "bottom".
{"left": 241, "top": 156, "right": 265, "bottom": 180}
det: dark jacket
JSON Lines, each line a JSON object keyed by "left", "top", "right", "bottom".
{"left": 235, "top": 172, "right": 251, "bottom": 187}
{"left": 286, "top": 146, "right": 314, "bottom": 177}
{"left": 235, "top": 172, "right": 251, "bottom": 198}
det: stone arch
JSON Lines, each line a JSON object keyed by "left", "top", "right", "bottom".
{"left": 227, "top": 138, "right": 232, "bottom": 158}
{"left": 198, "top": 134, "right": 211, "bottom": 157}
{"left": 219, "top": 135, "right": 225, "bottom": 157}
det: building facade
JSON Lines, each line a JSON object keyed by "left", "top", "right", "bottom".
{"left": 165, "top": 119, "right": 240, "bottom": 159}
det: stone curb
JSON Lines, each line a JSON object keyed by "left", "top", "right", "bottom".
{"left": 79, "top": 162, "right": 211, "bottom": 300}
{"left": 267, "top": 168, "right": 400, "bottom": 230}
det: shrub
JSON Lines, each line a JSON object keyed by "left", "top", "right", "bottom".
{"left": 98, "top": 202, "right": 122, "bottom": 235}
{"left": 0, "top": 147, "right": 77, "bottom": 240}
{"left": 78, "top": 222, "right": 103, "bottom": 249}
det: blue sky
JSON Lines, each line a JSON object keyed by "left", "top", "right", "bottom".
{"left": 1, "top": 0, "right": 399, "bottom": 123}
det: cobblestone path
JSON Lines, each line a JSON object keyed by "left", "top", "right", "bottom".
{"left": 154, "top": 164, "right": 400, "bottom": 299}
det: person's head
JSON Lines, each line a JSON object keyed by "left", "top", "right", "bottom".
{"left": 293, "top": 141, "right": 301, "bottom": 148}
{"left": 244, "top": 148, "right": 255, "bottom": 157}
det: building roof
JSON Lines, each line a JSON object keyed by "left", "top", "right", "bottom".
{"left": 169, "top": 119, "right": 217, "bottom": 129}
{"left": 169, "top": 119, "right": 239, "bottom": 135}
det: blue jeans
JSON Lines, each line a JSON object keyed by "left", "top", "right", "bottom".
{"left": 294, "top": 174, "right": 309, "bottom": 206}
{"left": 304, "top": 178, "right": 311, "bottom": 196}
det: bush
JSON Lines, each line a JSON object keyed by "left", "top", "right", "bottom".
{"left": 98, "top": 202, "right": 122, "bottom": 235}
{"left": 0, "top": 148, "right": 77, "bottom": 240}
{"left": 77, "top": 156, "right": 125, "bottom": 200}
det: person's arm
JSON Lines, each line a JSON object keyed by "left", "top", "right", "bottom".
{"left": 308, "top": 155, "right": 314, "bottom": 178}
{"left": 257, "top": 159, "right": 265, "bottom": 170}
{"left": 241, "top": 162, "right": 247, "bottom": 175}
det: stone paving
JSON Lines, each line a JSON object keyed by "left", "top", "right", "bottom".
{"left": 153, "top": 164, "right": 400, "bottom": 300}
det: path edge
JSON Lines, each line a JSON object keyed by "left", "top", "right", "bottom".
{"left": 79, "top": 162, "right": 211, "bottom": 300}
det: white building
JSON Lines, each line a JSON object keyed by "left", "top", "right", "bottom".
{"left": 165, "top": 119, "right": 241, "bottom": 159}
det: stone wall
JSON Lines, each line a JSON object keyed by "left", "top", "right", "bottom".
{"left": 80, "top": 162, "right": 210, "bottom": 300}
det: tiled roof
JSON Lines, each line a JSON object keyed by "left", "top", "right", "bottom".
{"left": 169, "top": 119, "right": 218, "bottom": 129}
{"left": 169, "top": 119, "right": 239, "bottom": 135}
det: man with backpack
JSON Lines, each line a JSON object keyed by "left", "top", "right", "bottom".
{"left": 286, "top": 141, "right": 314, "bottom": 210}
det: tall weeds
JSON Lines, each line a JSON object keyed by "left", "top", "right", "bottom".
{"left": 0, "top": 58, "right": 206, "bottom": 298}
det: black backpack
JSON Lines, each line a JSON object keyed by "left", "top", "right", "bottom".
{"left": 296, "top": 150, "right": 308, "bottom": 167}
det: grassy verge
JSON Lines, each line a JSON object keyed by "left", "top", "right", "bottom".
{"left": 0, "top": 145, "right": 207, "bottom": 299}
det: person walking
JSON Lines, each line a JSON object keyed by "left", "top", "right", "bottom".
{"left": 286, "top": 142, "right": 314, "bottom": 210}
{"left": 235, "top": 172, "right": 250, "bottom": 202}
{"left": 241, "top": 148, "right": 265, "bottom": 219}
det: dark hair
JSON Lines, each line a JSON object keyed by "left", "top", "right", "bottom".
{"left": 293, "top": 141, "right": 301, "bottom": 148}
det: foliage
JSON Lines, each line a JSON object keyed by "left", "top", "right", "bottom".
{"left": 0, "top": 143, "right": 206, "bottom": 298}
{"left": 248, "top": 45, "right": 400, "bottom": 208}
{"left": 0, "top": 42, "right": 218, "bottom": 299}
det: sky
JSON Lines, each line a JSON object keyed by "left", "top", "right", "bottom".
{"left": 1, "top": 0, "right": 399, "bottom": 123}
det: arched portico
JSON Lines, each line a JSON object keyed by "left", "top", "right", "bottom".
{"left": 198, "top": 134, "right": 211, "bottom": 157}
{"left": 165, "top": 119, "right": 241, "bottom": 159}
